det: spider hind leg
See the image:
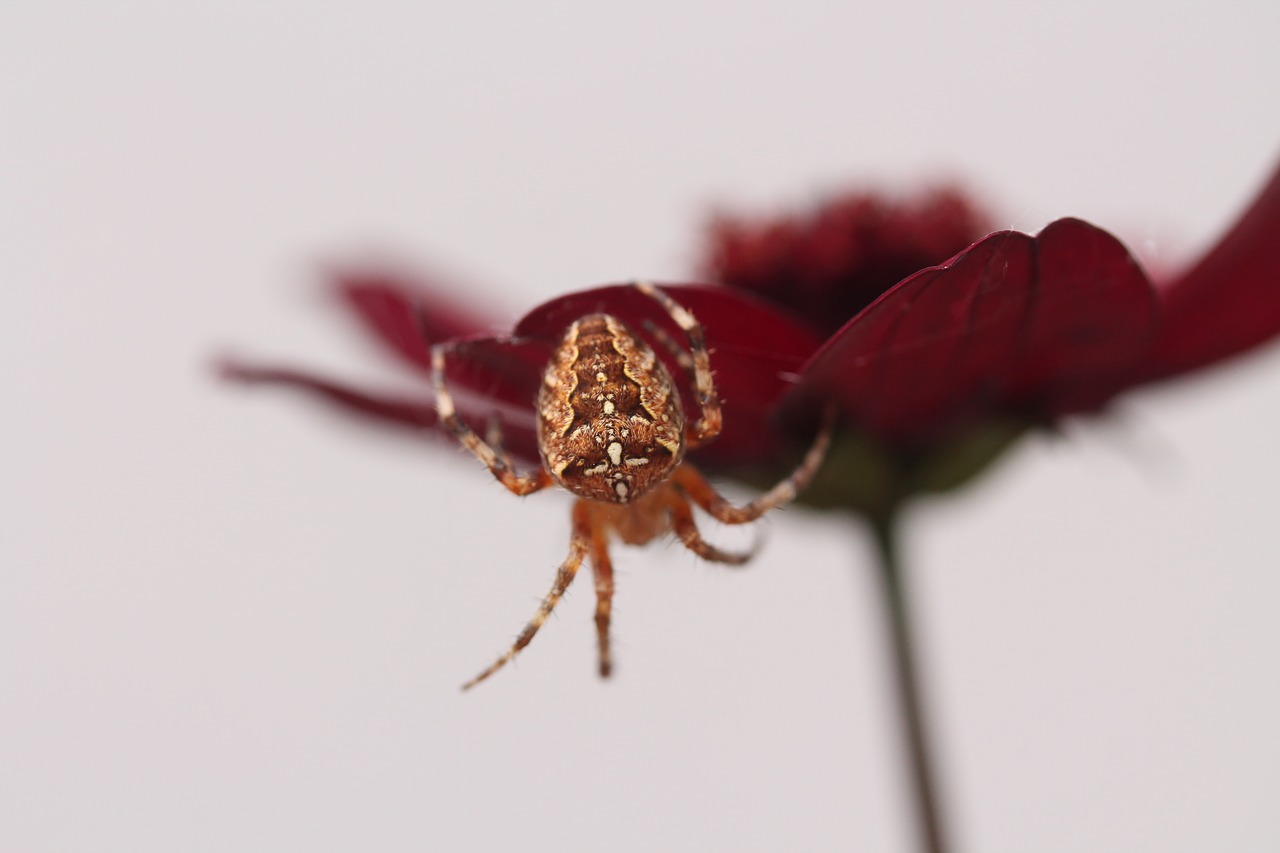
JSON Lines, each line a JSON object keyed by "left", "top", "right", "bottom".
{"left": 673, "top": 408, "right": 835, "bottom": 525}
{"left": 667, "top": 487, "right": 757, "bottom": 565}
{"left": 588, "top": 520, "right": 616, "bottom": 678}
{"left": 462, "top": 501, "right": 594, "bottom": 690}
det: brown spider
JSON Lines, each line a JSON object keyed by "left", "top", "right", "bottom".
{"left": 432, "top": 282, "right": 832, "bottom": 689}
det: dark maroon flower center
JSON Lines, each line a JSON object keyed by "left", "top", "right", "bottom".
{"left": 701, "top": 188, "right": 990, "bottom": 334}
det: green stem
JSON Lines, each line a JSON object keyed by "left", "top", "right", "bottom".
{"left": 869, "top": 511, "right": 949, "bottom": 853}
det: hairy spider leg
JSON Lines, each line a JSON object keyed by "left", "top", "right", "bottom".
{"left": 639, "top": 318, "right": 723, "bottom": 452}
{"left": 484, "top": 413, "right": 515, "bottom": 472}
{"left": 634, "top": 282, "right": 723, "bottom": 447}
{"left": 432, "top": 343, "right": 554, "bottom": 496}
{"left": 640, "top": 319, "right": 696, "bottom": 376}
{"left": 672, "top": 407, "right": 835, "bottom": 525}
{"left": 586, "top": 485, "right": 757, "bottom": 681}
{"left": 665, "top": 486, "right": 757, "bottom": 565}
{"left": 587, "top": 516, "right": 616, "bottom": 678}
{"left": 462, "top": 501, "right": 594, "bottom": 690}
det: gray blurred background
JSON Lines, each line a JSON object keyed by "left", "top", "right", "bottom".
{"left": 4, "top": 3, "right": 1278, "bottom": 851}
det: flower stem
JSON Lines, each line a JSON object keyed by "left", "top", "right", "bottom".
{"left": 869, "top": 511, "right": 950, "bottom": 853}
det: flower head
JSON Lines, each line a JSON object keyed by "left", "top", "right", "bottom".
{"left": 225, "top": 161, "right": 1280, "bottom": 515}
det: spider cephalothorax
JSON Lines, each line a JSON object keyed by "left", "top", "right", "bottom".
{"left": 433, "top": 282, "right": 831, "bottom": 688}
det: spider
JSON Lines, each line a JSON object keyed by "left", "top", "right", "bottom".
{"left": 432, "top": 282, "right": 833, "bottom": 689}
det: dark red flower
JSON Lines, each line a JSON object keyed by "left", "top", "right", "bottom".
{"left": 225, "top": 161, "right": 1280, "bottom": 513}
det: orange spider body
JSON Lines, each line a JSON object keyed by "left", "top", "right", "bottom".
{"left": 432, "top": 283, "right": 830, "bottom": 688}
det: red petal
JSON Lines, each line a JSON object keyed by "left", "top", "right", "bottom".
{"left": 788, "top": 220, "right": 1160, "bottom": 444}
{"left": 337, "top": 270, "right": 502, "bottom": 376}
{"left": 221, "top": 347, "right": 548, "bottom": 467}
{"left": 220, "top": 361, "right": 439, "bottom": 428}
{"left": 1142, "top": 160, "right": 1280, "bottom": 379}
{"left": 515, "top": 283, "right": 825, "bottom": 465}
{"left": 1009, "top": 219, "right": 1161, "bottom": 412}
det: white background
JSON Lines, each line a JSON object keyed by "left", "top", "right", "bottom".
{"left": 4, "top": 3, "right": 1279, "bottom": 851}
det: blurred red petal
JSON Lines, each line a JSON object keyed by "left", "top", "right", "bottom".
{"left": 222, "top": 344, "right": 547, "bottom": 466}
{"left": 221, "top": 361, "right": 439, "bottom": 428}
{"left": 515, "top": 283, "right": 825, "bottom": 465}
{"left": 337, "top": 271, "right": 502, "bottom": 376}
{"left": 1009, "top": 219, "right": 1161, "bottom": 412}
{"left": 1143, "top": 160, "right": 1280, "bottom": 379}
{"left": 789, "top": 219, "right": 1159, "bottom": 444}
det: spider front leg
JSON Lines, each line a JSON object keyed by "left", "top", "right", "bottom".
{"left": 639, "top": 319, "right": 721, "bottom": 452}
{"left": 463, "top": 500, "right": 595, "bottom": 689}
{"left": 432, "top": 343, "right": 553, "bottom": 496}
{"left": 634, "top": 282, "right": 722, "bottom": 447}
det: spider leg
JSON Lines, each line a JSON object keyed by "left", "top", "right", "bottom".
{"left": 432, "top": 343, "right": 553, "bottom": 496}
{"left": 641, "top": 319, "right": 720, "bottom": 452}
{"left": 666, "top": 488, "right": 757, "bottom": 565}
{"left": 634, "top": 282, "right": 722, "bottom": 447}
{"left": 673, "top": 407, "right": 835, "bottom": 524}
{"left": 587, "top": 520, "right": 616, "bottom": 678}
{"left": 462, "top": 501, "right": 593, "bottom": 689}
{"left": 484, "top": 413, "right": 515, "bottom": 472}
{"left": 641, "top": 318, "right": 697, "bottom": 376}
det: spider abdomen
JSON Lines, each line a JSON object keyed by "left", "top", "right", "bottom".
{"left": 537, "top": 314, "right": 685, "bottom": 504}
